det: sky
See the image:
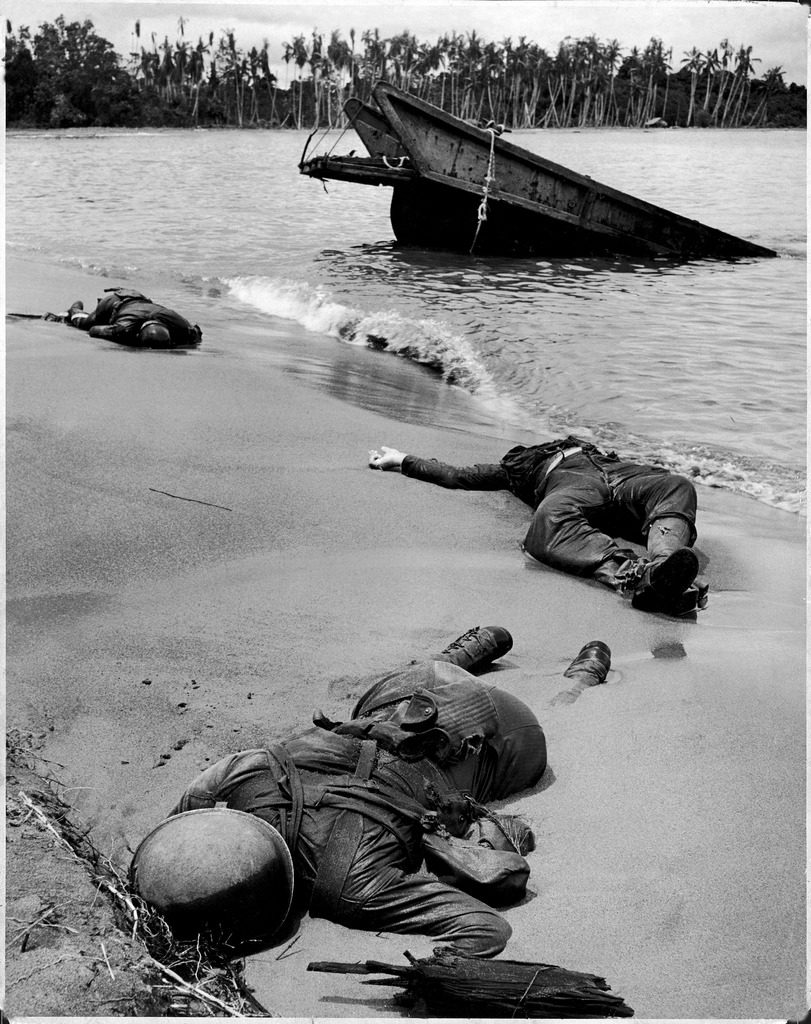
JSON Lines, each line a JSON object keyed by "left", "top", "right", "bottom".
{"left": 6, "top": 0, "right": 809, "bottom": 86}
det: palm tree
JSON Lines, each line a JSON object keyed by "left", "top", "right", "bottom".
{"left": 388, "top": 31, "right": 418, "bottom": 93}
{"left": 414, "top": 38, "right": 442, "bottom": 104}
{"left": 701, "top": 47, "right": 720, "bottom": 112}
{"left": 259, "top": 40, "right": 278, "bottom": 124}
{"left": 158, "top": 36, "right": 174, "bottom": 103}
{"left": 622, "top": 45, "right": 643, "bottom": 125}
{"left": 361, "top": 27, "right": 387, "bottom": 99}
{"left": 189, "top": 34, "right": 210, "bottom": 123}
{"left": 603, "top": 38, "right": 623, "bottom": 126}
{"left": 681, "top": 45, "right": 704, "bottom": 125}
{"left": 563, "top": 37, "right": 581, "bottom": 126}
{"left": 219, "top": 30, "right": 244, "bottom": 126}
{"left": 659, "top": 46, "right": 673, "bottom": 124}
{"left": 724, "top": 44, "right": 759, "bottom": 126}
{"left": 173, "top": 37, "right": 190, "bottom": 105}
{"left": 290, "top": 33, "right": 309, "bottom": 127}
{"left": 523, "top": 42, "right": 550, "bottom": 126}
{"left": 309, "top": 30, "right": 324, "bottom": 126}
{"left": 460, "top": 29, "right": 482, "bottom": 120}
{"left": 348, "top": 27, "right": 356, "bottom": 98}
{"left": 638, "top": 37, "right": 668, "bottom": 125}
{"left": 576, "top": 34, "right": 603, "bottom": 127}
{"left": 246, "top": 45, "right": 260, "bottom": 123}
{"left": 326, "top": 30, "right": 351, "bottom": 125}
{"left": 710, "top": 38, "right": 734, "bottom": 125}
{"left": 443, "top": 31, "right": 464, "bottom": 116}
{"left": 480, "top": 39, "right": 504, "bottom": 121}
{"left": 749, "top": 64, "right": 784, "bottom": 126}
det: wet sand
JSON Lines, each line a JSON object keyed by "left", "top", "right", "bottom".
{"left": 5, "top": 255, "right": 806, "bottom": 1018}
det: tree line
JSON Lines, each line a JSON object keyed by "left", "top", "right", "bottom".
{"left": 4, "top": 15, "right": 806, "bottom": 130}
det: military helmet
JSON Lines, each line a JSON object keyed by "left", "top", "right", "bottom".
{"left": 130, "top": 808, "right": 294, "bottom": 945}
{"left": 137, "top": 320, "right": 173, "bottom": 347}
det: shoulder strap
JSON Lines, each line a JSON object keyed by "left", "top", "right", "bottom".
{"left": 310, "top": 739, "right": 379, "bottom": 918}
{"left": 354, "top": 738, "right": 377, "bottom": 780}
{"left": 264, "top": 742, "right": 305, "bottom": 855}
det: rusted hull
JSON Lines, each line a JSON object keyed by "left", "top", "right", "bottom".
{"left": 300, "top": 84, "right": 777, "bottom": 260}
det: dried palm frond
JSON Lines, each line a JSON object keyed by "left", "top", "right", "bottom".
{"left": 309, "top": 949, "right": 634, "bottom": 1018}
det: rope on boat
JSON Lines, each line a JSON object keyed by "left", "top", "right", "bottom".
{"left": 302, "top": 121, "right": 353, "bottom": 166}
{"left": 325, "top": 122, "right": 353, "bottom": 158}
{"left": 382, "top": 155, "right": 408, "bottom": 170}
{"left": 470, "top": 124, "right": 501, "bottom": 255}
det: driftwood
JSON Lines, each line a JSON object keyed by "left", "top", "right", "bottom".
{"left": 308, "top": 950, "right": 634, "bottom": 1018}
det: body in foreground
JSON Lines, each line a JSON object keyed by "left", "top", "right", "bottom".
{"left": 131, "top": 629, "right": 610, "bottom": 957}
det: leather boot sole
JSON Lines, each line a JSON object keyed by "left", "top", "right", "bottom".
{"left": 632, "top": 548, "right": 699, "bottom": 612}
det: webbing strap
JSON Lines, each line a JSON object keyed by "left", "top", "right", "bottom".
{"left": 310, "top": 739, "right": 378, "bottom": 918}
{"left": 265, "top": 743, "right": 305, "bottom": 856}
{"left": 310, "top": 811, "right": 363, "bottom": 919}
{"left": 354, "top": 739, "right": 377, "bottom": 781}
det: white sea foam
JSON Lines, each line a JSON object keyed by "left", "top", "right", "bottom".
{"left": 608, "top": 434, "right": 806, "bottom": 515}
{"left": 223, "top": 272, "right": 805, "bottom": 517}
{"left": 664, "top": 449, "right": 806, "bottom": 515}
{"left": 224, "top": 274, "right": 495, "bottom": 392}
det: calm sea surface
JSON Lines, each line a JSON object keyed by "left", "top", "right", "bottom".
{"left": 6, "top": 127, "right": 806, "bottom": 512}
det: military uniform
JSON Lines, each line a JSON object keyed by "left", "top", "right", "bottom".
{"left": 68, "top": 288, "right": 201, "bottom": 347}
{"left": 400, "top": 436, "right": 698, "bottom": 588}
{"left": 170, "top": 660, "right": 546, "bottom": 957}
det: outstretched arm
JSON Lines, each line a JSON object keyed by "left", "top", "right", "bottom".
{"left": 369, "top": 446, "right": 510, "bottom": 491}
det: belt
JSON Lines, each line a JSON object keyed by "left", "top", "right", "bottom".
{"left": 544, "top": 446, "right": 583, "bottom": 477}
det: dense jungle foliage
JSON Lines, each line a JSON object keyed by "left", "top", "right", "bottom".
{"left": 4, "top": 15, "right": 807, "bottom": 130}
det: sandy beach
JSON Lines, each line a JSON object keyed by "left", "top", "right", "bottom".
{"left": 5, "top": 255, "right": 806, "bottom": 1018}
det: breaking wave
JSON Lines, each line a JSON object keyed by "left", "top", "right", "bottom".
{"left": 222, "top": 273, "right": 804, "bottom": 516}
{"left": 223, "top": 273, "right": 497, "bottom": 392}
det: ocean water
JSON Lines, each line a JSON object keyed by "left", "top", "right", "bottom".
{"left": 6, "top": 126, "right": 806, "bottom": 513}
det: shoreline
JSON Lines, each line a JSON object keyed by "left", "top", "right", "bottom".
{"left": 5, "top": 255, "right": 806, "bottom": 1018}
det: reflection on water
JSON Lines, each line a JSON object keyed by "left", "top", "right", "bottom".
{"left": 279, "top": 344, "right": 506, "bottom": 435}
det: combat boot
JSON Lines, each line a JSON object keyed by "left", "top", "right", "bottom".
{"left": 630, "top": 547, "right": 699, "bottom": 613}
{"left": 438, "top": 626, "right": 513, "bottom": 673}
{"left": 66, "top": 300, "right": 85, "bottom": 326}
{"left": 550, "top": 639, "right": 612, "bottom": 706}
{"left": 563, "top": 640, "right": 611, "bottom": 684}
{"left": 654, "top": 577, "right": 710, "bottom": 616}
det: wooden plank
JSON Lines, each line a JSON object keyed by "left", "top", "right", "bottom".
{"left": 301, "top": 156, "right": 416, "bottom": 187}
{"left": 345, "top": 98, "right": 407, "bottom": 160}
